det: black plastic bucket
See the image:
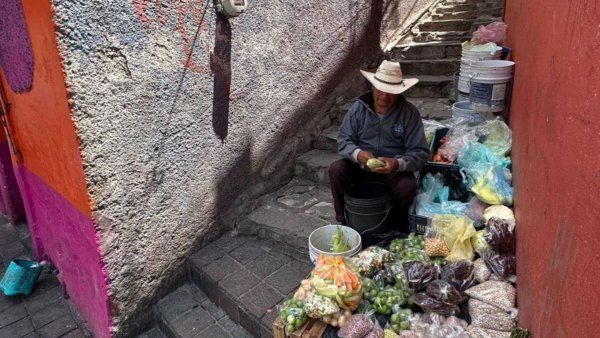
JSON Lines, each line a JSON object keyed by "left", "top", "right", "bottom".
{"left": 344, "top": 182, "right": 393, "bottom": 235}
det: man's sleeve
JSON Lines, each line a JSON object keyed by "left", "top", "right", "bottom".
{"left": 337, "top": 102, "right": 361, "bottom": 163}
{"left": 395, "top": 107, "right": 431, "bottom": 171}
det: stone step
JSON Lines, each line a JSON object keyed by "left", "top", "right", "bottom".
{"left": 418, "top": 19, "right": 474, "bottom": 32}
{"left": 404, "top": 75, "right": 454, "bottom": 98}
{"left": 431, "top": 7, "right": 504, "bottom": 20}
{"left": 392, "top": 41, "right": 462, "bottom": 60}
{"left": 154, "top": 283, "right": 253, "bottom": 338}
{"left": 137, "top": 327, "right": 168, "bottom": 338}
{"left": 407, "top": 98, "right": 454, "bottom": 120}
{"left": 436, "top": 4, "right": 477, "bottom": 13}
{"left": 401, "top": 58, "right": 460, "bottom": 76}
{"left": 412, "top": 31, "right": 470, "bottom": 43}
{"left": 313, "top": 126, "right": 338, "bottom": 153}
{"left": 294, "top": 149, "right": 341, "bottom": 184}
{"left": 188, "top": 234, "right": 314, "bottom": 338}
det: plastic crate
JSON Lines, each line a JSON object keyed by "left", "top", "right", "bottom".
{"left": 408, "top": 163, "right": 471, "bottom": 235}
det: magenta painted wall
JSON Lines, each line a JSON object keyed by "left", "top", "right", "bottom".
{"left": 15, "top": 166, "right": 112, "bottom": 337}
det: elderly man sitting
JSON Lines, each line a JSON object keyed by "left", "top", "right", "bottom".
{"left": 329, "top": 60, "right": 431, "bottom": 232}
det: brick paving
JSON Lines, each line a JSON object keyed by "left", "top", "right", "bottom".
{"left": 0, "top": 219, "right": 90, "bottom": 338}
{"left": 188, "top": 233, "right": 314, "bottom": 338}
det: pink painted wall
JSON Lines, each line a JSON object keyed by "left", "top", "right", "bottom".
{"left": 0, "top": 1, "right": 112, "bottom": 336}
{"left": 505, "top": 0, "right": 600, "bottom": 336}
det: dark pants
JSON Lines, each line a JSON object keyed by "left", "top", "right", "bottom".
{"left": 328, "top": 159, "right": 417, "bottom": 231}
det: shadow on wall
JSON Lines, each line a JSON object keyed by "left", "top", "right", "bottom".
{"left": 212, "top": 0, "right": 386, "bottom": 228}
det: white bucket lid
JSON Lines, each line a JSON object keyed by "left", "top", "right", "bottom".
{"left": 471, "top": 60, "right": 515, "bottom": 69}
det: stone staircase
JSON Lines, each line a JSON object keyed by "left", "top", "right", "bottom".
{"left": 392, "top": 0, "right": 505, "bottom": 99}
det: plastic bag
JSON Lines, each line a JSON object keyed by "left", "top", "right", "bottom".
{"left": 363, "top": 277, "right": 381, "bottom": 301}
{"left": 293, "top": 279, "right": 315, "bottom": 301}
{"left": 321, "top": 309, "right": 353, "bottom": 328}
{"left": 364, "top": 321, "right": 384, "bottom": 338}
{"left": 457, "top": 142, "right": 511, "bottom": 170}
{"left": 441, "top": 260, "right": 476, "bottom": 292}
{"left": 304, "top": 293, "right": 340, "bottom": 318}
{"left": 431, "top": 215, "right": 477, "bottom": 262}
{"left": 417, "top": 200, "right": 470, "bottom": 218}
{"left": 485, "top": 218, "right": 515, "bottom": 254}
{"left": 469, "top": 299, "right": 516, "bottom": 332}
{"left": 352, "top": 247, "right": 395, "bottom": 277}
{"left": 471, "top": 230, "right": 491, "bottom": 254}
{"left": 472, "top": 22, "right": 508, "bottom": 45}
{"left": 413, "top": 293, "right": 460, "bottom": 316}
{"left": 383, "top": 328, "right": 400, "bottom": 338}
{"left": 338, "top": 314, "right": 375, "bottom": 338}
{"left": 424, "top": 227, "right": 450, "bottom": 257}
{"left": 483, "top": 205, "right": 515, "bottom": 226}
{"left": 373, "top": 268, "right": 396, "bottom": 286}
{"left": 279, "top": 298, "right": 308, "bottom": 334}
{"left": 465, "top": 326, "right": 511, "bottom": 338}
{"left": 403, "top": 261, "right": 440, "bottom": 291}
{"left": 464, "top": 281, "right": 516, "bottom": 312}
{"left": 473, "top": 258, "right": 492, "bottom": 283}
{"left": 466, "top": 197, "right": 489, "bottom": 221}
{"left": 467, "top": 165, "right": 513, "bottom": 205}
{"left": 423, "top": 119, "right": 446, "bottom": 146}
{"left": 390, "top": 308, "right": 413, "bottom": 333}
{"left": 483, "top": 251, "right": 516, "bottom": 279}
{"left": 482, "top": 119, "right": 512, "bottom": 156}
{"left": 312, "top": 255, "right": 363, "bottom": 311}
{"left": 373, "top": 287, "right": 406, "bottom": 315}
{"left": 437, "top": 128, "right": 479, "bottom": 163}
{"left": 425, "top": 280, "right": 465, "bottom": 305}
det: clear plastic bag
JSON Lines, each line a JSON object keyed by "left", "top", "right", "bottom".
{"left": 352, "top": 247, "right": 395, "bottom": 277}
{"left": 423, "top": 119, "right": 446, "bottom": 146}
{"left": 483, "top": 251, "right": 516, "bottom": 279}
{"left": 413, "top": 293, "right": 460, "bottom": 317}
{"left": 338, "top": 314, "right": 375, "bottom": 338}
{"left": 437, "top": 128, "right": 479, "bottom": 163}
{"left": 469, "top": 299, "right": 516, "bottom": 332}
{"left": 473, "top": 258, "right": 492, "bottom": 283}
{"left": 278, "top": 298, "right": 308, "bottom": 334}
{"left": 482, "top": 119, "right": 512, "bottom": 156}
{"left": 467, "top": 165, "right": 513, "bottom": 206}
{"left": 440, "top": 260, "right": 476, "bottom": 292}
{"left": 304, "top": 293, "right": 340, "bottom": 318}
{"left": 472, "top": 22, "right": 508, "bottom": 45}
{"left": 465, "top": 326, "right": 512, "bottom": 338}
{"left": 466, "top": 197, "right": 489, "bottom": 221}
{"left": 311, "top": 255, "right": 363, "bottom": 311}
{"left": 425, "top": 280, "right": 465, "bottom": 305}
{"left": 483, "top": 205, "right": 515, "bottom": 226}
{"left": 457, "top": 142, "right": 511, "bottom": 170}
{"left": 431, "top": 215, "right": 477, "bottom": 262}
{"left": 424, "top": 227, "right": 450, "bottom": 257}
{"left": 403, "top": 261, "right": 440, "bottom": 291}
{"left": 464, "top": 281, "right": 516, "bottom": 312}
{"left": 485, "top": 218, "right": 515, "bottom": 254}
{"left": 364, "top": 321, "right": 384, "bottom": 338}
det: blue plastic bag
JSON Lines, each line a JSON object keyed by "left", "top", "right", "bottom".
{"left": 416, "top": 173, "right": 469, "bottom": 217}
{"left": 457, "top": 142, "right": 511, "bottom": 170}
{"left": 466, "top": 164, "right": 513, "bottom": 205}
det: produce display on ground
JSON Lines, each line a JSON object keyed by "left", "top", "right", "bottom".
{"left": 275, "top": 51, "right": 525, "bottom": 337}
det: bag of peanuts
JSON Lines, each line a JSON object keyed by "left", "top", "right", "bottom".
{"left": 424, "top": 226, "right": 450, "bottom": 257}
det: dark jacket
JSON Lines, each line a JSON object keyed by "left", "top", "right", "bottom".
{"left": 337, "top": 92, "right": 431, "bottom": 172}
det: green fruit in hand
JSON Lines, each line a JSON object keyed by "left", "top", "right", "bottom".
{"left": 366, "top": 158, "right": 386, "bottom": 169}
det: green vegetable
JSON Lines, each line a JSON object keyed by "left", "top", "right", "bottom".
{"left": 279, "top": 298, "right": 307, "bottom": 333}
{"left": 366, "top": 158, "right": 386, "bottom": 169}
{"left": 390, "top": 308, "right": 413, "bottom": 333}
{"left": 331, "top": 226, "right": 351, "bottom": 253}
{"left": 373, "top": 287, "right": 405, "bottom": 315}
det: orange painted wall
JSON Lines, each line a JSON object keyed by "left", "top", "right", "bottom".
{"left": 505, "top": 0, "right": 600, "bottom": 336}
{"left": 1, "top": 0, "right": 91, "bottom": 217}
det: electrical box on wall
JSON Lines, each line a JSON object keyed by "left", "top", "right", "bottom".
{"left": 215, "top": 0, "right": 247, "bottom": 18}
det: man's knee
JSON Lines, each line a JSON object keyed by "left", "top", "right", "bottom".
{"left": 392, "top": 177, "right": 417, "bottom": 200}
{"left": 329, "top": 159, "right": 349, "bottom": 179}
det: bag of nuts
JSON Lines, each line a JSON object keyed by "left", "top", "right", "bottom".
{"left": 424, "top": 226, "right": 450, "bottom": 257}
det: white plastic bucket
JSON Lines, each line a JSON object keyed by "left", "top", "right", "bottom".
{"left": 468, "top": 60, "right": 515, "bottom": 113}
{"left": 452, "top": 101, "right": 484, "bottom": 125}
{"left": 308, "top": 225, "right": 362, "bottom": 265}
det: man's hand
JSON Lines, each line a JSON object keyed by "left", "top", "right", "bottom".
{"left": 357, "top": 150, "right": 375, "bottom": 165}
{"left": 371, "top": 157, "right": 399, "bottom": 174}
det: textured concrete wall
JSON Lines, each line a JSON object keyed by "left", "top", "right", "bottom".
{"left": 505, "top": 0, "right": 600, "bottom": 336}
{"left": 380, "top": 0, "right": 435, "bottom": 49}
{"left": 51, "top": 0, "right": 383, "bottom": 335}
{"left": 0, "top": 1, "right": 111, "bottom": 337}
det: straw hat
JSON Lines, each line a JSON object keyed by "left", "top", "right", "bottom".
{"left": 360, "top": 60, "right": 419, "bottom": 95}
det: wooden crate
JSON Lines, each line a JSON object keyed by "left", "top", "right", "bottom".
{"left": 272, "top": 317, "right": 329, "bottom": 338}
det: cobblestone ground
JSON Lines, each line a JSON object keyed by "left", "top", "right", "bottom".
{"left": 0, "top": 219, "right": 90, "bottom": 337}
